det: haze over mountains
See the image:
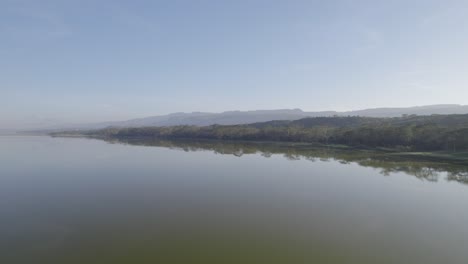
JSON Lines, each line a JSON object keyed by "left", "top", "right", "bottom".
{"left": 36, "top": 104, "right": 468, "bottom": 132}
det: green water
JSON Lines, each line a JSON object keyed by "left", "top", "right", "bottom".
{"left": 1, "top": 136, "right": 468, "bottom": 263}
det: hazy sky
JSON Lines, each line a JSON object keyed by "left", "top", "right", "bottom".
{"left": 2, "top": 0, "right": 468, "bottom": 128}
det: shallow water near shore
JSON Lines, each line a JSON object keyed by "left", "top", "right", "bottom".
{"left": 1, "top": 136, "right": 468, "bottom": 263}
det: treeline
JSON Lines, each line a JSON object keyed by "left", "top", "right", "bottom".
{"left": 51, "top": 114, "right": 468, "bottom": 151}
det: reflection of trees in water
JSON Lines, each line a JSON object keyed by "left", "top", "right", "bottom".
{"left": 447, "top": 172, "right": 468, "bottom": 184}
{"left": 284, "top": 153, "right": 301, "bottom": 161}
{"left": 359, "top": 161, "right": 440, "bottom": 182}
{"left": 105, "top": 138, "right": 468, "bottom": 185}
{"left": 413, "top": 168, "right": 439, "bottom": 182}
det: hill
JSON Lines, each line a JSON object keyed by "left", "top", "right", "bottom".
{"left": 52, "top": 114, "right": 468, "bottom": 152}
{"left": 46, "top": 104, "right": 468, "bottom": 131}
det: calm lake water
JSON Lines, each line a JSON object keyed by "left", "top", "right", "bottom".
{"left": 1, "top": 136, "right": 468, "bottom": 264}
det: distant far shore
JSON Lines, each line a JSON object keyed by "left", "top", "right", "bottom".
{"left": 50, "top": 113, "right": 468, "bottom": 165}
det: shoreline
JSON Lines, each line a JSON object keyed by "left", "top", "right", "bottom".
{"left": 50, "top": 134, "right": 468, "bottom": 165}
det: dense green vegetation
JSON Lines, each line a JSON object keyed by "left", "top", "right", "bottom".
{"left": 51, "top": 114, "right": 468, "bottom": 151}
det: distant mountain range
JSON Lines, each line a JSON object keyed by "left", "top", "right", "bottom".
{"left": 21, "top": 104, "right": 468, "bottom": 132}
{"left": 77, "top": 104, "right": 468, "bottom": 128}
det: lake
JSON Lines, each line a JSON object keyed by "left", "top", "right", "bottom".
{"left": 1, "top": 136, "right": 468, "bottom": 263}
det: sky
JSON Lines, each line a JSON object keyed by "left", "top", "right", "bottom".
{"left": 2, "top": 0, "right": 468, "bottom": 129}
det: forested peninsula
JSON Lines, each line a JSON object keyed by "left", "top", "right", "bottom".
{"left": 51, "top": 114, "right": 468, "bottom": 152}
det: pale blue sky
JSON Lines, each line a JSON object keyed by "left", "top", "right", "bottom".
{"left": 2, "top": 0, "right": 468, "bottom": 128}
